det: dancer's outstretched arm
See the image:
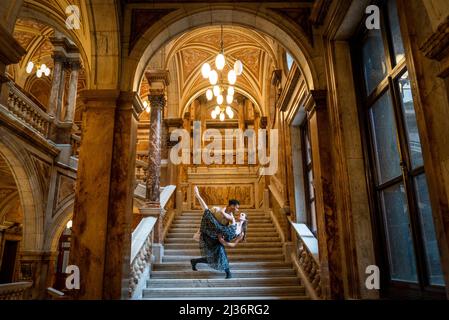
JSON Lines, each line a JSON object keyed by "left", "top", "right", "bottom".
{"left": 194, "top": 186, "right": 208, "bottom": 210}
{"left": 218, "top": 233, "right": 244, "bottom": 248}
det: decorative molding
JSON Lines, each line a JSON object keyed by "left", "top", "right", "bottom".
{"left": 305, "top": 90, "right": 327, "bottom": 114}
{"left": 420, "top": 16, "right": 449, "bottom": 61}
{"left": 145, "top": 70, "right": 170, "bottom": 87}
{"left": 278, "top": 65, "right": 302, "bottom": 112}
{"left": 164, "top": 118, "right": 183, "bottom": 128}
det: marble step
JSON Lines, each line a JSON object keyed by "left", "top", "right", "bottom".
{"left": 164, "top": 248, "right": 283, "bottom": 256}
{"left": 163, "top": 242, "right": 283, "bottom": 250}
{"left": 142, "top": 295, "right": 309, "bottom": 300}
{"left": 165, "top": 232, "right": 279, "bottom": 239}
{"left": 152, "top": 261, "right": 293, "bottom": 271}
{"left": 142, "top": 286, "right": 306, "bottom": 298}
{"left": 168, "top": 227, "right": 277, "bottom": 233}
{"left": 164, "top": 236, "right": 281, "bottom": 243}
{"left": 162, "top": 254, "right": 285, "bottom": 263}
{"left": 146, "top": 277, "right": 301, "bottom": 288}
{"left": 150, "top": 269, "right": 297, "bottom": 279}
{"left": 175, "top": 217, "right": 272, "bottom": 222}
{"left": 170, "top": 223, "right": 274, "bottom": 228}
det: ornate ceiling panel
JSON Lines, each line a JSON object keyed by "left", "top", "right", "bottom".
{"left": 180, "top": 49, "right": 211, "bottom": 81}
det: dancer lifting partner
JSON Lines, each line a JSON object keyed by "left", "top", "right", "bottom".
{"left": 190, "top": 186, "right": 248, "bottom": 279}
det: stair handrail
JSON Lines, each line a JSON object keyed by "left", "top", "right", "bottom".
{"left": 0, "top": 281, "right": 33, "bottom": 300}
{"left": 129, "top": 185, "right": 176, "bottom": 298}
{"left": 2, "top": 80, "right": 52, "bottom": 138}
{"left": 289, "top": 220, "right": 321, "bottom": 299}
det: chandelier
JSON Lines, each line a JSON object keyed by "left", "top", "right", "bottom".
{"left": 201, "top": 26, "right": 243, "bottom": 121}
{"left": 25, "top": 44, "right": 51, "bottom": 78}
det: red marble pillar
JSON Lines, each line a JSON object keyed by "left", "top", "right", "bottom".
{"left": 306, "top": 90, "right": 344, "bottom": 299}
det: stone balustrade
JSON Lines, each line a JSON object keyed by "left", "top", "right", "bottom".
{"left": 70, "top": 134, "right": 81, "bottom": 157}
{"left": 4, "top": 81, "right": 52, "bottom": 137}
{"left": 0, "top": 282, "right": 33, "bottom": 300}
{"left": 129, "top": 185, "right": 176, "bottom": 298}
{"left": 291, "top": 222, "right": 322, "bottom": 299}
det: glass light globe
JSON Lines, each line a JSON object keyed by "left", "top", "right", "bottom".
{"left": 228, "top": 69, "right": 237, "bottom": 85}
{"left": 234, "top": 60, "right": 243, "bottom": 75}
{"left": 217, "top": 95, "right": 224, "bottom": 105}
{"left": 228, "top": 110, "right": 234, "bottom": 119}
{"left": 66, "top": 220, "right": 73, "bottom": 229}
{"left": 216, "top": 53, "right": 225, "bottom": 71}
{"left": 227, "top": 86, "right": 234, "bottom": 96}
{"left": 219, "top": 112, "right": 225, "bottom": 122}
{"left": 206, "top": 89, "right": 213, "bottom": 101}
{"left": 146, "top": 106, "right": 151, "bottom": 113}
{"left": 40, "top": 63, "right": 47, "bottom": 71}
{"left": 26, "top": 61, "right": 34, "bottom": 74}
{"left": 214, "top": 106, "right": 221, "bottom": 113}
{"left": 202, "top": 63, "right": 211, "bottom": 79}
{"left": 36, "top": 69, "right": 43, "bottom": 78}
{"left": 213, "top": 85, "right": 220, "bottom": 97}
{"left": 44, "top": 67, "right": 51, "bottom": 76}
{"left": 226, "top": 95, "right": 233, "bottom": 104}
{"left": 209, "top": 70, "right": 218, "bottom": 85}
{"left": 226, "top": 106, "right": 232, "bottom": 115}
{"left": 211, "top": 110, "right": 218, "bottom": 119}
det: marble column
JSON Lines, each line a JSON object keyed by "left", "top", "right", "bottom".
{"left": 64, "top": 60, "right": 81, "bottom": 122}
{"left": 47, "top": 54, "right": 65, "bottom": 118}
{"left": 103, "top": 91, "right": 141, "bottom": 299}
{"left": 145, "top": 92, "right": 165, "bottom": 206}
{"left": 306, "top": 90, "right": 344, "bottom": 300}
{"left": 69, "top": 89, "right": 119, "bottom": 299}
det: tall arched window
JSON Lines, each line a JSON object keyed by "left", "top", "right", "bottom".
{"left": 354, "top": 0, "right": 444, "bottom": 298}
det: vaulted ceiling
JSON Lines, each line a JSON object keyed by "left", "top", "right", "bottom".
{"left": 140, "top": 26, "right": 281, "bottom": 117}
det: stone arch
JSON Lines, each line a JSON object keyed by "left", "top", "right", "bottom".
{"left": 122, "top": 8, "right": 320, "bottom": 93}
{"left": 46, "top": 198, "right": 74, "bottom": 252}
{"left": 0, "top": 130, "right": 45, "bottom": 252}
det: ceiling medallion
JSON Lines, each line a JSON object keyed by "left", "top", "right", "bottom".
{"left": 201, "top": 26, "right": 243, "bottom": 121}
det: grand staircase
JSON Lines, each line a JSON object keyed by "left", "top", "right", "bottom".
{"left": 141, "top": 210, "right": 308, "bottom": 300}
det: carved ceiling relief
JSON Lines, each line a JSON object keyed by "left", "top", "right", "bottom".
{"left": 53, "top": 174, "right": 76, "bottom": 216}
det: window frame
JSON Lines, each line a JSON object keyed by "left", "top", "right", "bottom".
{"left": 351, "top": 0, "right": 445, "bottom": 298}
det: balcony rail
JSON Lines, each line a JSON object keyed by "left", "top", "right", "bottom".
{"left": 3, "top": 81, "right": 52, "bottom": 138}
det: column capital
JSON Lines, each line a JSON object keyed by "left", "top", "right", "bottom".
{"left": 145, "top": 69, "right": 170, "bottom": 87}
{"left": 148, "top": 93, "right": 166, "bottom": 110}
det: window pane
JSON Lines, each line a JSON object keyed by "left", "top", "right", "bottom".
{"left": 308, "top": 170, "right": 314, "bottom": 199}
{"left": 310, "top": 201, "right": 317, "bottom": 234}
{"left": 414, "top": 174, "right": 445, "bottom": 286}
{"left": 286, "top": 52, "right": 294, "bottom": 71}
{"left": 381, "top": 183, "right": 418, "bottom": 283}
{"left": 369, "top": 91, "right": 402, "bottom": 184}
{"left": 305, "top": 132, "right": 312, "bottom": 164}
{"left": 398, "top": 71, "right": 424, "bottom": 168}
{"left": 387, "top": 0, "right": 405, "bottom": 64}
{"left": 362, "top": 29, "right": 388, "bottom": 95}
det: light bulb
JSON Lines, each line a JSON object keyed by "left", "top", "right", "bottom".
{"left": 234, "top": 60, "right": 243, "bottom": 76}
{"left": 216, "top": 53, "right": 225, "bottom": 71}
{"left": 44, "top": 67, "right": 51, "bottom": 76}
{"left": 143, "top": 101, "right": 148, "bottom": 108}
{"left": 26, "top": 61, "right": 34, "bottom": 74}
{"left": 202, "top": 63, "right": 211, "bottom": 79}
{"left": 220, "top": 112, "right": 225, "bottom": 121}
{"left": 227, "top": 86, "right": 234, "bottom": 96}
{"left": 211, "top": 110, "right": 218, "bottom": 119}
{"left": 209, "top": 70, "right": 218, "bottom": 85}
{"left": 213, "top": 85, "right": 220, "bottom": 97}
{"left": 228, "top": 69, "right": 237, "bottom": 85}
{"left": 40, "top": 63, "right": 47, "bottom": 71}
{"left": 36, "top": 69, "right": 43, "bottom": 78}
{"left": 228, "top": 110, "right": 234, "bottom": 119}
{"left": 226, "top": 95, "right": 233, "bottom": 104}
{"left": 217, "top": 95, "right": 224, "bottom": 105}
{"left": 206, "top": 89, "right": 213, "bottom": 101}
{"left": 214, "top": 106, "right": 221, "bottom": 113}
{"left": 226, "top": 106, "right": 232, "bottom": 114}
{"left": 146, "top": 106, "right": 151, "bottom": 113}
{"left": 66, "top": 220, "right": 73, "bottom": 229}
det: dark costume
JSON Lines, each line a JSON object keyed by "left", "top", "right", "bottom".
{"left": 191, "top": 209, "right": 237, "bottom": 275}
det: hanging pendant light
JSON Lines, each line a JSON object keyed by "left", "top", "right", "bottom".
{"left": 227, "top": 86, "right": 234, "bottom": 97}
{"left": 209, "top": 70, "right": 218, "bottom": 85}
{"left": 228, "top": 69, "right": 237, "bottom": 85}
{"left": 234, "top": 60, "right": 243, "bottom": 76}
{"left": 216, "top": 53, "right": 225, "bottom": 71}
{"left": 226, "top": 95, "right": 233, "bottom": 104}
{"left": 26, "top": 61, "right": 34, "bottom": 74}
{"left": 206, "top": 89, "right": 213, "bottom": 101}
{"left": 202, "top": 63, "right": 211, "bottom": 78}
{"left": 219, "top": 112, "right": 225, "bottom": 122}
{"left": 211, "top": 110, "right": 218, "bottom": 119}
{"left": 214, "top": 106, "right": 221, "bottom": 114}
{"left": 217, "top": 95, "right": 224, "bottom": 105}
{"left": 213, "top": 85, "right": 221, "bottom": 97}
